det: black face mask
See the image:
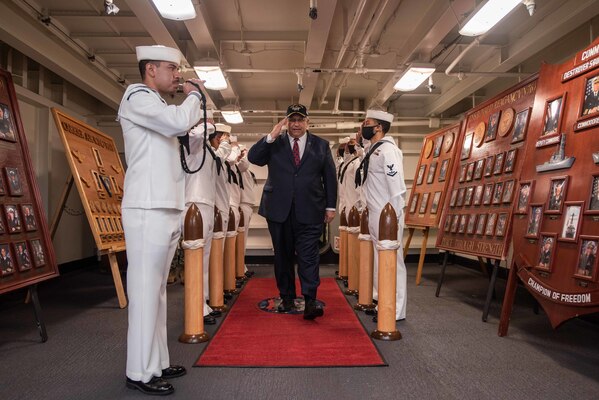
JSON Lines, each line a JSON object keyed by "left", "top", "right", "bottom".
{"left": 347, "top": 145, "right": 356, "bottom": 154}
{"left": 337, "top": 148, "right": 344, "bottom": 158}
{"left": 361, "top": 124, "right": 378, "bottom": 140}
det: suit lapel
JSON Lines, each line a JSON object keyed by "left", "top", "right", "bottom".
{"left": 281, "top": 133, "right": 296, "bottom": 167}
{"left": 298, "top": 132, "right": 312, "bottom": 170}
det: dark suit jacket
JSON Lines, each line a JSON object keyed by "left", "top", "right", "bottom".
{"left": 248, "top": 132, "right": 337, "bottom": 224}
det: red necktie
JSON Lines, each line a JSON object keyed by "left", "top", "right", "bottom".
{"left": 292, "top": 138, "right": 300, "bottom": 166}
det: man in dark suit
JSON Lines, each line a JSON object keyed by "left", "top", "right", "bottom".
{"left": 248, "top": 104, "right": 337, "bottom": 320}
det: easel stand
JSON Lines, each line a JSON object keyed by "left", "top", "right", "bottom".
{"left": 435, "top": 252, "right": 500, "bottom": 322}
{"left": 403, "top": 226, "right": 430, "bottom": 286}
{"left": 47, "top": 174, "right": 127, "bottom": 308}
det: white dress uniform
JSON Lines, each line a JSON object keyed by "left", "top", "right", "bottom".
{"left": 118, "top": 79, "right": 202, "bottom": 382}
{"left": 238, "top": 153, "right": 256, "bottom": 269}
{"left": 363, "top": 135, "right": 408, "bottom": 321}
{"left": 340, "top": 152, "right": 363, "bottom": 217}
{"left": 226, "top": 146, "right": 242, "bottom": 232}
{"left": 184, "top": 123, "right": 219, "bottom": 317}
{"left": 213, "top": 139, "right": 232, "bottom": 243}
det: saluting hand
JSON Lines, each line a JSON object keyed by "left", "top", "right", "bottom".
{"left": 270, "top": 118, "right": 288, "bottom": 140}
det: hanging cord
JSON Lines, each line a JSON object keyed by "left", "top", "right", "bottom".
{"left": 179, "top": 80, "right": 209, "bottom": 174}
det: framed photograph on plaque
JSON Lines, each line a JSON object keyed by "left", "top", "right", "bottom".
{"left": 21, "top": 204, "right": 37, "bottom": 231}
{"left": 482, "top": 183, "right": 494, "bottom": 205}
{"left": 525, "top": 204, "right": 543, "bottom": 239}
{"left": 484, "top": 155, "right": 494, "bottom": 177}
{"left": 426, "top": 161, "right": 437, "bottom": 184}
{"left": 4, "top": 167, "right": 23, "bottom": 196}
{"left": 546, "top": 175, "right": 569, "bottom": 214}
{"left": 433, "top": 135, "right": 443, "bottom": 158}
{"left": 4, "top": 204, "right": 22, "bottom": 233}
{"left": 502, "top": 180, "right": 515, "bottom": 204}
{"left": 541, "top": 94, "right": 565, "bottom": 138}
{"left": 13, "top": 241, "right": 32, "bottom": 272}
{"left": 516, "top": 180, "right": 535, "bottom": 214}
{"left": 493, "top": 152, "right": 505, "bottom": 175}
{"left": 473, "top": 159, "right": 484, "bottom": 180}
{"left": 485, "top": 213, "right": 497, "bottom": 236}
{"left": 438, "top": 159, "right": 449, "bottom": 182}
{"left": 495, "top": 213, "right": 508, "bottom": 237}
{"left": 473, "top": 185, "right": 484, "bottom": 206}
{"left": 574, "top": 236, "right": 599, "bottom": 280}
{"left": 581, "top": 74, "right": 599, "bottom": 117}
{"left": 449, "top": 189, "right": 458, "bottom": 207}
{"left": 559, "top": 201, "right": 583, "bottom": 243}
{"left": 475, "top": 214, "right": 487, "bottom": 236}
{"left": 465, "top": 162, "right": 475, "bottom": 182}
{"left": 536, "top": 233, "right": 557, "bottom": 272}
{"left": 419, "top": 192, "right": 430, "bottom": 214}
{"left": 511, "top": 108, "right": 530, "bottom": 144}
{"left": 492, "top": 182, "right": 504, "bottom": 205}
{"left": 416, "top": 164, "right": 426, "bottom": 185}
{"left": 409, "top": 193, "right": 419, "bottom": 214}
{"left": 504, "top": 149, "right": 517, "bottom": 173}
{"left": 485, "top": 111, "right": 500, "bottom": 142}
{"left": 466, "top": 214, "right": 477, "bottom": 234}
{"left": 30, "top": 239, "right": 46, "bottom": 267}
{"left": 430, "top": 191, "right": 442, "bottom": 214}
{"left": 0, "top": 102, "right": 17, "bottom": 142}
{"left": 0, "top": 244, "right": 15, "bottom": 276}
{"left": 585, "top": 174, "right": 599, "bottom": 214}
{"left": 461, "top": 133, "right": 473, "bottom": 160}
{"left": 458, "top": 164, "right": 467, "bottom": 183}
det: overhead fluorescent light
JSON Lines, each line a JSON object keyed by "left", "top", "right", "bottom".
{"left": 221, "top": 106, "right": 243, "bottom": 124}
{"left": 193, "top": 66, "right": 228, "bottom": 90}
{"left": 151, "top": 0, "right": 196, "bottom": 21}
{"left": 459, "top": 0, "right": 521, "bottom": 37}
{"left": 393, "top": 63, "right": 436, "bottom": 92}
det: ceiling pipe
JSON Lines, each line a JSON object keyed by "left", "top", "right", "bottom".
{"left": 309, "top": 118, "right": 459, "bottom": 130}
{"left": 318, "top": 0, "right": 368, "bottom": 106}
{"left": 321, "top": 0, "right": 392, "bottom": 107}
{"left": 223, "top": 68, "right": 399, "bottom": 73}
{"left": 445, "top": 35, "right": 530, "bottom": 79}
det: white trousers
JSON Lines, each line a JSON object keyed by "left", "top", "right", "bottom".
{"left": 368, "top": 209, "right": 407, "bottom": 320}
{"left": 183, "top": 202, "right": 214, "bottom": 317}
{"left": 123, "top": 208, "right": 181, "bottom": 383}
{"left": 239, "top": 203, "right": 253, "bottom": 272}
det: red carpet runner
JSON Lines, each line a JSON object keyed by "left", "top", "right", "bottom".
{"left": 195, "top": 278, "right": 386, "bottom": 367}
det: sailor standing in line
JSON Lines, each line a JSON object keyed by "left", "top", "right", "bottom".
{"left": 336, "top": 137, "right": 349, "bottom": 217}
{"left": 118, "top": 45, "right": 203, "bottom": 396}
{"left": 237, "top": 147, "right": 257, "bottom": 277}
{"left": 339, "top": 132, "right": 363, "bottom": 216}
{"left": 184, "top": 115, "right": 224, "bottom": 325}
{"left": 356, "top": 109, "right": 407, "bottom": 322}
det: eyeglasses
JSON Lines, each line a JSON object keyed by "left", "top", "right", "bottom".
{"left": 288, "top": 117, "right": 306, "bottom": 123}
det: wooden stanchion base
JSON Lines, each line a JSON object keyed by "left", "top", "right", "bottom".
{"left": 353, "top": 303, "right": 376, "bottom": 311}
{"left": 179, "top": 332, "right": 210, "bottom": 344}
{"left": 209, "top": 304, "right": 229, "bottom": 312}
{"left": 371, "top": 330, "right": 402, "bottom": 341}
{"left": 344, "top": 289, "right": 358, "bottom": 295}
{"left": 339, "top": 275, "right": 348, "bottom": 280}
{"left": 235, "top": 275, "right": 246, "bottom": 280}
{"left": 335, "top": 275, "right": 344, "bottom": 281}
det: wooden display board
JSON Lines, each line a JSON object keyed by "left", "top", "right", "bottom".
{"left": 406, "top": 123, "right": 461, "bottom": 227}
{"left": 51, "top": 109, "right": 127, "bottom": 308}
{"left": 436, "top": 76, "right": 538, "bottom": 260}
{"left": 0, "top": 69, "right": 58, "bottom": 295}
{"left": 499, "top": 39, "right": 599, "bottom": 335}
{"left": 404, "top": 123, "right": 461, "bottom": 285}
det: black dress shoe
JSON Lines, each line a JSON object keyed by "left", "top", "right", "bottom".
{"left": 277, "top": 298, "right": 295, "bottom": 312}
{"left": 365, "top": 309, "right": 377, "bottom": 316}
{"left": 224, "top": 293, "right": 233, "bottom": 300}
{"left": 372, "top": 299, "right": 378, "bottom": 305}
{"left": 235, "top": 281, "right": 243, "bottom": 288}
{"left": 126, "top": 377, "right": 174, "bottom": 396}
{"left": 209, "top": 310, "right": 222, "bottom": 318}
{"left": 244, "top": 271, "right": 255, "bottom": 278}
{"left": 343, "top": 280, "right": 348, "bottom": 287}
{"left": 303, "top": 300, "right": 324, "bottom": 320}
{"left": 162, "top": 365, "right": 186, "bottom": 379}
{"left": 204, "top": 315, "right": 216, "bottom": 325}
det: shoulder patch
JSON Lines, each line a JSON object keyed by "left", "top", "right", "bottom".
{"left": 386, "top": 163, "right": 398, "bottom": 177}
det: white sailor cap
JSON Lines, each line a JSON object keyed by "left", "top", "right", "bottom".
{"left": 136, "top": 45, "right": 182, "bottom": 65}
{"left": 365, "top": 109, "right": 394, "bottom": 123}
{"left": 349, "top": 132, "right": 357, "bottom": 140}
{"left": 215, "top": 123, "right": 232, "bottom": 133}
{"left": 339, "top": 137, "right": 350, "bottom": 144}
{"left": 230, "top": 135, "right": 238, "bottom": 142}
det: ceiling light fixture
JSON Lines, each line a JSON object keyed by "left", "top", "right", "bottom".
{"left": 193, "top": 62, "right": 228, "bottom": 90}
{"left": 393, "top": 63, "right": 436, "bottom": 92}
{"left": 151, "top": 0, "right": 196, "bottom": 21}
{"left": 104, "top": 0, "right": 119, "bottom": 15}
{"left": 221, "top": 105, "right": 243, "bottom": 124}
{"left": 459, "top": 0, "right": 521, "bottom": 37}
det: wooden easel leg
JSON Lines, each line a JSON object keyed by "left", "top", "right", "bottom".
{"left": 50, "top": 175, "right": 74, "bottom": 240}
{"left": 403, "top": 227, "right": 414, "bottom": 261}
{"left": 108, "top": 253, "right": 127, "bottom": 308}
{"left": 498, "top": 260, "right": 519, "bottom": 337}
{"left": 30, "top": 284, "right": 48, "bottom": 342}
{"left": 435, "top": 251, "right": 449, "bottom": 297}
{"left": 415, "top": 227, "right": 429, "bottom": 286}
{"left": 477, "top": 256, "right": 489, "bottom": 277}
{"left": 482, "top": 260, "right": 500, "bottom": 322}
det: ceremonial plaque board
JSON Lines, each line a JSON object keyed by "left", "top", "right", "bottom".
{"left": 500, "top": 39, "right": 599, "bottom": 333}
{"left": 52, "top": 109, "right": 125, "bottom": 252}
{"left": 0, "top": 69, "right": 58, "bottom": 294}
{"left": 436, "top": 76, "right": 538, "bottom": 260}
{"left": 405, "top": 123, "right": 461, "bottom": 227}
